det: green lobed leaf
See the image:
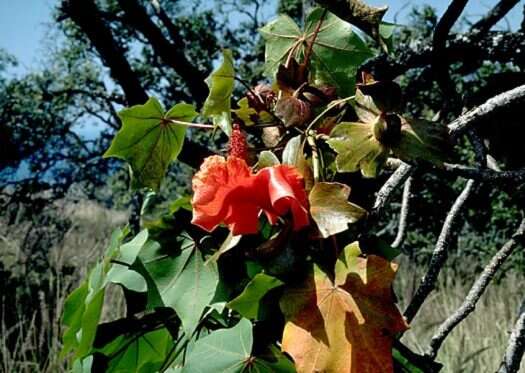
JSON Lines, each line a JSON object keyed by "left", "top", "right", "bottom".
{"left": 139, "top": 235, "right": 219, "bottom": 336}
{"left": 327, "top": 121, "right": 388, "bottom": 177}
{"left": 393, "top": 117, "right": 451, "bottom": 166}
{"left": 227, "top": 273, "right": 284, "bottom": 320}
{"left": 104, "top": 97, "right": 197, "bottom": 190}
{"left": 61, "top": 229, "right": 149, "bottom": 359}
{"left": 259, "top": 15, "right": 301, "bottom": 78}
{"left": 309, "top": 182, "right": 367, "bottom": 238}
{"left": 306, "top": 8, "right": 374, "bottom": 96}
{"left": 207, "top": 231, "right": 242, "bottom": 263}
{"left": 260, "top": 8, "right": 373, "bottom": 96}
{"left": 258, "top": 150, "right": 281, "bottom": 168}
{"left": 202, "top": 49, "right": 235, "bottom": 136}
{"left": 182, "top": 318, "right": 253, "bottom": 373}
{"left": 95, "top": 328, "right": 172, "bottom": 373}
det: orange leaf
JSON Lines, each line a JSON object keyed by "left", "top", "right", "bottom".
{"left": 280, "top": 242, "right": 408, "bottom": 373}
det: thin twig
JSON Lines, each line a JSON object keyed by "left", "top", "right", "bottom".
{"left": 471, "top": 0, "right": 520, "bottom": 35}
{"left": 499, "top": 298, "right": 525, "bottom": 373}
{"left": 441, "top": 163, "right": 525, "bottom": 182}
{"left": 306, "top": 132, "right": 321, "bottom": 182}
{"left": 372, "top": 162, "right": 414, "bottom": 213}
{"left": 432, "top": 0, "right": 469, "bottom": 112}
{"left": 448, "top": 84, "right": 525, "bottom": 137}
{"left": 392, "top": 176, "right": 413, "bottom": 250}
{"left": 404, "top": 179, "right": 477, "bottom": 323}
{"left": 426, "top": 218, "right": 525, "bottom": 359}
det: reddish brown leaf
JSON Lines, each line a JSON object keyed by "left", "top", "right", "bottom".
{"left": 280, "top": 242, "right": 408, "bottom": 373}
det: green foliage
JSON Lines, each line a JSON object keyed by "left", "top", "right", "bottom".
{"left": 95, "top": 328, "right": 172, "bottom": 373}
{"left": 202, "top": 49, "right": 235, "bottom": 136}
{"left": 260, "top": 8, "right": 373, "bottom": 96}
{"left": 328, "top": 122, "right": 387, "bottom": 177}
{"left": 227, "top": 273, "right": 283, "bottom": 320}
{"left": 104, "top": 98, "right": 197, "bottom": 190}
{"left": 62, "top": 229, "right": 148, "bottom": 360}
{"left": 181, "top": 318, "right": 252, "bottom": 372}
{"left": 138, "top": 235, "right": 219, "bottom": 336}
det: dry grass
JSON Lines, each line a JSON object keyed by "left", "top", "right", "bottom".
{"left": 1, "top": 202, "right": 524, "bottom": 372}
{"left": 395, "top": 256, "right": 524, "bottom": 372}
{"left": 0, "top": 200, "right": 127, "bottom": 373}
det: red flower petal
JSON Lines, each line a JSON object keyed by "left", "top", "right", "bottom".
{"left": 256, "top": 165, "right": 309, "bottom": 231}
{"left": 191, "top": 156, "right": 309, "bottom": 235}
{"left": 191, "top": 156, "right": 253, "bottom": 233}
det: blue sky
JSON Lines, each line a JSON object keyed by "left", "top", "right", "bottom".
{"left": 1, "top": 0, "right": 523, "bottom": 74}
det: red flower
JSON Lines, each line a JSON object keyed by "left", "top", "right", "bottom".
{"left": 191, "top": 155, "right": 309, "bottom": 235}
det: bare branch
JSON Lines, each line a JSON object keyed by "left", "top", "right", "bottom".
{"left": 392, "top": 176, "right": 412, "bottom": 250}
{"left": 448, "top": 84, "right": 525, "bottom": 137}
{"left": 362, "top": 31, "right": 525, "bottom": 82}
{"left": 117, "top": 0, "right": 208, "bottom": 104}
{"left": 372, "top": 162, "right": 413, "bottom": 213}
{"left": 471, "top": 0, "right": 520, "bottom": 35}
{"left": 441, "top": 163, "right": 525, "bottom": 182}
{"left": 432, "top": 0, "right": 469, "bottom": 108}
{"left": 499, "top": 298, "right": 525, "bottom": 373}
{"left": 426, "top": 218, "right": 525, "bottom": 359}
{"left": 404, "top": 179, "right": 477, "bottom": 323}
{"left": 60, "top": 0, "right": 148, "bottom": 106}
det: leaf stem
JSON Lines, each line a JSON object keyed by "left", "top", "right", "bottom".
{"left": 307, "top": 131, "right": 321, "bottom": 183}
{"left": 163, "top": 118, "right": 215, "bottom": 129}
{"left": 305, "top": 95, "right": 355, "bottom": 132}
{"left": 300, "top": 8, "right": 328, "bottom": 79}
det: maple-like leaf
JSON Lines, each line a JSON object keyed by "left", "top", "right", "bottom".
{"left": 104, "top": 97, "right": 197, "bottom": 190}
{"left": 202, "top": 49, "right": 235, "bottom": 136}
{"left": 280, "top": 242, "right": 408, "bottom": 373}
{"left": 259, "top": 8, "right": 373, "bottom": 96}
{"left": 309, "top": 182, "right": 367, "bottom": 238}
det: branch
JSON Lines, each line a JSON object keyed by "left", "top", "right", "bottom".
{"left": 60, "top": 0, "right": 148, "bottom": 106}
{"left": 471, "top": 0, "right": 520, "bottom": 35}
{"left": 362, "top": 31, "right": 525, "bottom": 81}
{"left": 440, "top": 163, "right": 525, "bottom": 182}
{"left": 313, "top": 0, "right": 387, "bottom": 41}
{"left": 372, "top": 162, "right": 413, "bottom": 213}
{"left": 499, "top": 298, "right": 525, "bottom": 373}
{"left": 60, "top": 0, "right": 214, "bottom": 170}
{"left": 392, "top": 176, "right": 412, "bottom": 250}
{"left": 403, "top": 179, "right": 477, "bottom": 323}
{"left": 448, "top": 84, "right": 525, "bottom": 137}
{"left": 117, "top": 0, "right": 208, "bottom": 105}
{"left": 426, "top": 218, "right": 525, "bottom": 359}
{"left": 432, "top": 0, "right": 469, "bottom": 108}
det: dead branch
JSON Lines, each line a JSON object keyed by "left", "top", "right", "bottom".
{"left": 426, "top": 218, "right": 525, "bottom": 359}
{"left": 499, "top": 298, "right": 525, "bottom": 373}
{"left": 404, "top": 179, "right": 477, "bottom": 323}
{"left": 392, "top": 176, "right": 412, "bottom": 250}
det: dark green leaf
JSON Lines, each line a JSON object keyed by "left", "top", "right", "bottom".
{"left": 393, "top": 117, "right": 451, "bottom": 166}
{"left": 260, "top": 9, "right": 373, "bottom": 96}
{"left": 227, "top": 273, "right": 283, "bottom": 319}
{"left": 182, "top": 318, "right": 253, "bottom": 373}
{"left": 139, "top": 235, "right": 219, "bottom": 336}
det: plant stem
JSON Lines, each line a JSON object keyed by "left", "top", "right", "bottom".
{"left": 307, "top": 131, "right": 320, "bottom": 183}
{"left": 163, "top": 118, "right": 214, "bottom": 129}
{"left": 305, "top": 95, "right": 355, "bottom": 132}
{"left": 299, "top": 8, "right": 328, "bottom": 80}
